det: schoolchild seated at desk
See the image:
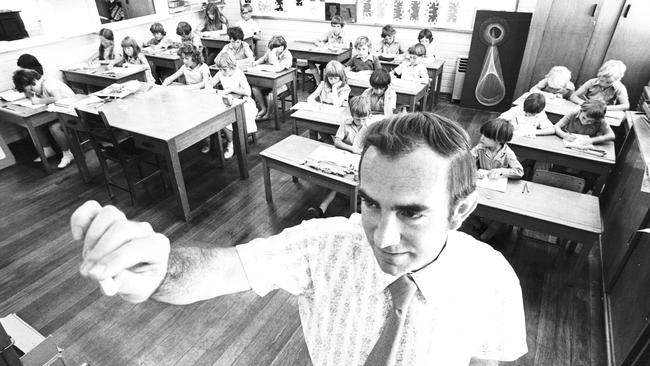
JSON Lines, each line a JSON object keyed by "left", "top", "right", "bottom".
{"left": 174, "top": 21, "right": 203, "bottom": 51}
{"left": 236, "top": 3, "right": 261, "bottom": 41}
{"left": 554, "top": 100, "right": 615, "bottom": 145}
{"left": 307, "top": 60, "right": 351, "bottom": 108}
{"left": 499, "top": 93, "right": 554, "bottom": 136}
{"left": 197, "top": 3, "right": 229, "bottom": 65}
{"left": 251, "top": 35, "right": 293, "bottom": 121}
{"left": 470, "top": 119, "right": 523, "bottom": 241}
{"left": 570, "top": 59, "right": 629, "bottom": 112}
{"left": 390, "top": 44, "right": 429, "bottom": 84}
{"left": 113, "top": 36, "right": 155, "bottom": 83}
{"left": 418, "top": 28, "right": 436, "bottom": 59}
{"left": 88, "top": 28, "right": 115, "bottom": 64}
{"left": 344, "top": 36, "right": 381, "bottom": 72}
{"left": 217, "top": 27, "right": 254, "bottom": 64}
{"left": 143, "top": 22, "right": 173, "bottom": 50}
{"left": 162, "top": 43, "right": 211, "bottom": 90}
{"left": 361, "top": 68, "right": 397, "bottom": 116}
{"left": 376, "top": 25, "right": 405, "bottom": 56}
{"left": 12, "top": 69, "right": 75, "bottom": 169}
{"left": 309, "top": 15, "right": 346, "bottom": 85}
{"left": 529, "top": 66, "right": 575, "bottom": 100}
{"left": 306, "top": 96, "right": 371, "bottom": 219}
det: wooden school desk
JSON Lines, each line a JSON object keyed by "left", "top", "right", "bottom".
{"left": 288, "top": 42, "right": 352, "bottom": 64}
{"left": 201, "top": 34, "right": 254, "bottom": 56}
{"left": 291, "top": 106, "right": 348, "bottom": 139}
{"left": 512, "top": 91, "right": 624, "bottom": 127}
{"left": 61, "top": 65, "right": 147, "bottom": 94}
{"left": 209, "top": 65, "right": 297, "bottom": 130}
{"left": 347, "top": 77, "right": 428, "bottom": 112}
{"left": 80, "top": 87, "right": 249, "bottom": 221}
{"left": 0, "top": 99, "right": 59, "bottom": 174}
{"left": 380, "top": 58, "right": 445, "bottom": 109}
{"left": 143, "top": 48, "right": 183, "bottom": 82}
{"left": 508, "top": 134, "right": 615, "bottom": 195}
{"left": 260, "top": 134, "right": 358, "bottom": 215}
{"left": 474, "top": 179, "right": 602, "bottom": 277}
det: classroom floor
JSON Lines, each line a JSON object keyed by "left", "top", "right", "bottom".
{"left": 0, "top": 92, "right": 606, "bottom": 365}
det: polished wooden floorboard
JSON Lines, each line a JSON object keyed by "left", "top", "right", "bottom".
{"left": 0, "top": 96, "right": 605, "bottom": 365}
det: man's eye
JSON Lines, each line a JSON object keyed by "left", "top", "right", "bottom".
{"left": 399, "top": 210, "right": 423, "bottom": 219}
{"left": 361, "top": 198, "right": 378, "bottom": 208}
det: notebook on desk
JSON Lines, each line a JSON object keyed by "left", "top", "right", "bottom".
{"left": 0, "top": 89, "right": 25, "bottom": 102}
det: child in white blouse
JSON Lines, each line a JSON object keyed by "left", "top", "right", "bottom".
{"left": 390, "top": 44, "right": 429, "bottom": 84}
{"left": 251, "top": 35, "right": 293, "bottom": 120}
{"left": 162, "top": 43, "right": 210, "bottom": 90}
{"left": 113, "top": 36, "right": 155, "bottom": 83}
{"left": 418, "top": 28, "right": 435, "bottom": 59}
{"left": 208, "top": 52, "right": 259, "bottom": 157}
{"left": 307, "top": 60, "right": 351, "bottom": 107}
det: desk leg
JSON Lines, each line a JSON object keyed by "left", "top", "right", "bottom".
{"left": 593, "top": 172, "right": 608, "bottom": 196}
{"left": 25, "top": 124, "right": 53, "bottom": 175}
{"left": 349, "top": 187, "right": 358, "bottom": 216}
{"left": 292, "top": 70, "right": 298, "bottom": 109}
{"left": 262, "top": 158, "right": 272, "bottom": 202}
{"left": 569, "top": 238, "right": 597, "bottom": 281}
{"left": 62, "top": 121, "right": 91, "bottom": 183}
{"left": 421, "top": 89, "right": 428, "bottom": 112}
{"left": 434, "top": 68, "right": 443, "bottom": 106}
{"left": 409, "top": 97, "right": 416, "bottom": 112}
{"left": 272, "top": 87, "right": 280, "bottom": 130}
{"left": 233, "top": 105, "right": 249, "bottom": 179}
{"left": 164, "top": 142, "right": 190, "bottom": 221}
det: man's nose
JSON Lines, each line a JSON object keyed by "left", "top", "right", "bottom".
{"left": 374, "top": 213, "right": 400, "bottom": 249}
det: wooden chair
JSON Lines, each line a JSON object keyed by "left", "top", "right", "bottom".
{"left": 74, "top": 108, "right": 166, "bottom": 205}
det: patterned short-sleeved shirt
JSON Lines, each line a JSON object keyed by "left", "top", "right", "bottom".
{"left": 236, "top": 214, "right": 528, "bottom": 366}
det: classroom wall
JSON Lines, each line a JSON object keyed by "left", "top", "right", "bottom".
{"left": 0, "top": 11, "right": 201, "bottom": 144}
{"left": 223, "top": 0, "right": 538, "bottom": 96}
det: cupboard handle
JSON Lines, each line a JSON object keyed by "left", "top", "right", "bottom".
{"left": 623, "top": 4, "right": 631, "bottom": 18}
{"left": 590, "top": 3, "right": 598, "bottom": 17}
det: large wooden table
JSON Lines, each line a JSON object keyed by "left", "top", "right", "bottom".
{"left": 0, "top": 99, "right": 59, "bottom": 174}
{"left": 348, "top": 76, "right": 428, "bottom": 112}
{"left": 287, "top": 42, "right": 352, "bottom": 64}
{"left": 475, "top": 179, "right": 602, "bottom": 276}
{"left": 61, "top": 65, "right": 147, "bottom": 94}
{"left": 259, "top": 135, "right": 358, "bottom": 215}
{"left": 83, "top": 87, "right": 249, "bottom": 221}
{"left": 380, "top": 58, "right": 445, "bottom": 109}
{"left": 509, "top": 134, "right": 615, "bottom": 195}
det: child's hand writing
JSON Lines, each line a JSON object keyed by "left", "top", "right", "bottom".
{"left": 564, "top": 134, "right": 577, "bottom": 142}
{"left": 487, "top": 169, "right": 502, "bottom": 179}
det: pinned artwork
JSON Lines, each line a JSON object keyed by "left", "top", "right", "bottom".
{"left": 474, "top": 17, "right": 508, "bottom": 106}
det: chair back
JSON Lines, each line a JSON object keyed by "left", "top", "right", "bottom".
{"left": 74, "top": 108, "right": 120, "bottom": 148}
{"left": 532, "top": 170, "right": 586, "bottom": 193}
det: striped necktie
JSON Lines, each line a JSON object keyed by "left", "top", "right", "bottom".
{"left": 364, "top": 274, "right": 418, "bottom": 366}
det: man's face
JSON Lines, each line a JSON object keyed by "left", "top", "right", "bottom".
{"left": 360, "top": 145, "right": 452, "bottom": 275}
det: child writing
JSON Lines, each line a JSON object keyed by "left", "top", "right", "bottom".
{"left": 307, "top": 60, "right": 351, "bottom": 107}
{"left": 162, "top": 43, "right": 211, "bottom": 90}
{"left": 570, "top": 60, "right": 629, "bottom": 111}
{"left": 471, "top": 118, "right": 523, "bottom": 240}
{"left": 499, "top": 93, "right": 554, "bottom": 136}
{"left": 554, "top": 100, "right": 615, "bottom": 145}
{"left": 143, "top": 22, "right": 172, "bottom": 50}
{"left": 197, "top": 3, "right": 229, "bottom": 65}
{"left": 17, "top": 54, "right": 44, "bottom": 75}
{"left": 218, "top": 26, "right": 254, "bottom": 64}
{"left": 89, "top": 28, "right": 115, "bottom": 63}
{"left": 251, "top": 35, "right": 293, "bottom": 120}
{"left": 175, "top": 21, "right": 202, "bottom": 50}
{"left": 529, "top": 66, "right": 574, "bottom": 99}
{"left": 12, "top": 69, "right": 76, "bottom": 169}
{"left": 306, "top": 96, "right": 371, "bottom": 219}
{"left": 361, "top": 68, "right": 397, "bottom": 116}
{"left": 377, "top": 25, "right": 404, "bottom": 56}
{"left": 418, "top": 28, "right": 435, "bottom": 59}
{"left": 344, "top": 36, "right": 381, "bottom": 72}
{"left": 310, "top": 15, "right": 346, "bottom": 84}
{"left": 113, "top": 36, "right": 155, "bottom": 83}
{"left": 236, "top": 4, "right": 261, "bottom": 41}
{"left": 390, "top": 44, "right": 429, "bottom": 84}
{"left": 207, "top": 52, "right": 258, "bottom": 157}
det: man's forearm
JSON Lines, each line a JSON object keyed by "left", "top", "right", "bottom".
{"left": 151, "top": 246, "right": 251, "bottom": 305}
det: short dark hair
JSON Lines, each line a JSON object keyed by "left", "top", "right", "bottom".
{"left": 228, "top": 26, "right": 245, "bottom": 41}
{"left": 13, "top": 69, "right": 41, "bottom": 92}
{"left": 176, "top": 21, "right": 192, "bottom": 36}
{"left": 177, "top": 43, "right": 204, "bottom": 64}
{"left": 267, "top": 35, "right": 287, "bottom": 50}
{"left": 407, "top": 43, "right": 426, "bottom": 56}
{"left": 361, "top": 112, "right": 476, "bottom": 219}
{"left": 418, "top": 28, "right": 433, "bottom": 42}
{"left": 381, "top": 25, "right": 396, "bottom": 38}
{"left": 349, "top": 95, "right": 371, "bottom": 118}
{"left": 581, "top": 100, "right": 607, "bottom": 120}
{"left": 17, "top": 54, "right": 43, "bottom": 76}
{"left": 150, "top": 22, "right": 166, "bottom": 36}
{"left": 331, "top": 15, "right": 344, "bottom": 27}
{"left": 369, "top": 68, "right": 391, "bottom": 89}
{"left": 241, "top": 3, "right": 253, "bottom": 12}
{"left": 480, "top": 118, "right": 514, "bottom": 144}
{"left": 523, "top": 93, "right": 545, "bottom": 114}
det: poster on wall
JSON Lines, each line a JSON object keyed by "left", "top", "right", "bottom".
{"left": 325, "top": 1, "right": 357, "bottom": 22}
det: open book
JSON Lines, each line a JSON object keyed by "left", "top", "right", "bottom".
{"left": 0, "top": 89, "right": 25, "bottom": 102}
{"left": 304, "top": 145, "right": 360, "bottom": 177}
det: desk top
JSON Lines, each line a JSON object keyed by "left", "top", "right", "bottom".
{"left": 0, "top": 99, "right": 49, "bottom": 117}
{"left": 478, "top": 179, "right": 602, "bottom": 234}
{"left": 288, "top": 42, "right": 351, "bottom": 56}
{"left": 143, "top": 48, "right": 180, "bottom": 60}
{"left": 291, "top": 108, "right": 350, "bottom": 126}
{"left": 260, "top": 134, "right": 358, "bottom": 186}
{"left": 509, "top": 134, "right": 616, "bottom": 164}
{"left": 209, "top": 65, "right": 295, "bottom": 79}
{"left": 201, "top": 34, "right": 253, "bottom": 43}
{"left": 61, "top": 64, "right": 146, "bottom": 80}
{"left": 90, "top": 87, "right": 242, "bottom": 141}
{"left": 347, "top": 75, "right": 427, "bottom": 96}
{"left": 380, "top": 58, "right": 445, "bottom": 71}
{"left": 513, "top": 91, "right": 624, "bottom": 127}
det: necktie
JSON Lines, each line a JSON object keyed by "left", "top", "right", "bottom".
{"left": 364, "top": 274, "right": 418, "bottom": 366}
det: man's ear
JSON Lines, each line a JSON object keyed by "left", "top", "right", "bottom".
{"left": 449, "top": 191, "right": 478, "bottom": 231}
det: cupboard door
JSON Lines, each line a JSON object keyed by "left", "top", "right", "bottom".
{"left": 527, "top": 0, "right": 604, "bottom": 89}
{"left": 123, "top": 0, "right": 156, "bottom": 19}
{"left": 603, "top": 0, "right": 650, "bottom": 106}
